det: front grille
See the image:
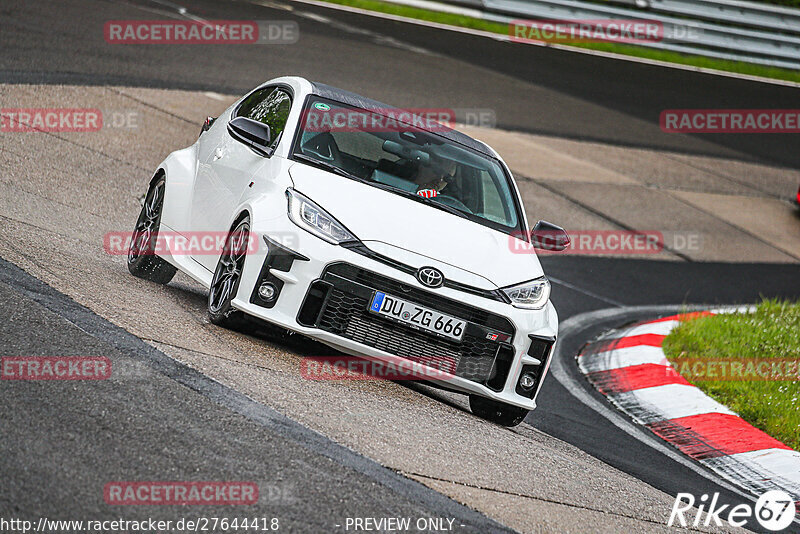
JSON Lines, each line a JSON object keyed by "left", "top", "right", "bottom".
{"left": 305, "top": 262, "right": 516, "bottom": 387}
{"left": 325, "top": 263, "right": 514, "bottom": 333}
{"left": 341, "top": 241, "right": 509, "bottom": 304}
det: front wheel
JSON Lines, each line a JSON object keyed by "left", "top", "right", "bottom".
{"left": 469, "top": 395, "right": 530, "bottom": 427}
{"left": 208, "top": 218, "right": 250, "bottom": 329}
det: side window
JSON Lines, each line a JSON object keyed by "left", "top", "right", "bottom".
{"left": 236, "top": 87, "right": 292, "bottom": 147}
{"left": 479, "top": 170, "right": 514, "bottom": 225}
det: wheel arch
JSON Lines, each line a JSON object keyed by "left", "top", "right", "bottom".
{"left": 228, "top": 209, "right": 252, "bottom": 232}
{"left": 149, "top": 168, "right": 166, "bottom": 188}
{"left": 156, "top": 144, "right": 199, "bottom": 232}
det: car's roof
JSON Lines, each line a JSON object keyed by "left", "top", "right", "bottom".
{"left": 309, "top": 81, "right": 494, "bottom": 158}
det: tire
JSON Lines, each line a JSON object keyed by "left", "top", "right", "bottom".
{"left": 127, "top": 175, "right": 177, "bottom": 284}
{"left": 208, "top": 217, "right": 251, "bottom": 329}
{"left": 469, "top": 395, "right": 530, "bottom": 427}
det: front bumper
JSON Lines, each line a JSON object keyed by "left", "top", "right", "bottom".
{"left": 230, "top": 221, "right": 558, "bottom": 410}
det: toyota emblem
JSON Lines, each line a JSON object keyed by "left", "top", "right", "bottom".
{"left": 416, "top": 267, "right": 444, "bottom": 288}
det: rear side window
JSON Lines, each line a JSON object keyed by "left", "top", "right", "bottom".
{"left": 237, "top": 87, "right": 292, "bottom": 147}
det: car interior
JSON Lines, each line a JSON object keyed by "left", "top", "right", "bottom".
{"left": 297, "top": 120, "right": 517, "bottom": 227}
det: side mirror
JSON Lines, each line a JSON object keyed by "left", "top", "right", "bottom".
{"left": 530, "top": 220, "right": 570, "bottom": 251}
{"left": 227, "top": 117, "right": 272, "bottom": 157}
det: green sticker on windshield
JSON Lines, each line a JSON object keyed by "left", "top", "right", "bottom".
{"left": 314, "top": 102, "right": 330, "bottom": 111}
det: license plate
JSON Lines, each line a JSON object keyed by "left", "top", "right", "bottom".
{"left": 368, "top": 291, "right": 466, "bottom": 341}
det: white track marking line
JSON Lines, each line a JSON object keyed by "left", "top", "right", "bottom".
{"left": 598, "top": 320, "right": 680, "bottom": 339}
{"left": 293, "top": 9, "right": 437, "bottom": 55}
{"left": 145, "top": 0, "right": 207, "bottom": 21}
{"left": 702, "top": 449, "right": 800, "bottom": 499}
{"left": 709, "top": 305, "right": 759, "bottom": 314}
{"left": 252, "top": 0, "right": 437, "bottom": 55}
{"left": 547, "top": 276, "right": 626, "bottom": 308}
{"left": 578, "top": 345, "right": 669, "bottom": 373}
{"left": 726, "top": 449, "right": 800, "bottom": 492}
{"left": 609, "top": 383, "right": 736, "bottom": 424}
{"left": 203, "top": 91, "right": 231, "bottom": 101}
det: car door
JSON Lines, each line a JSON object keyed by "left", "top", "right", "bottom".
{"left": 190, "top": 86, "right": 292, "bottom": 271}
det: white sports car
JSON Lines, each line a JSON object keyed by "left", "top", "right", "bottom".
{"left": 127, "top": 76, "right": 569, "bottom": 426}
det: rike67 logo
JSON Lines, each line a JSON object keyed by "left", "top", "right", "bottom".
{"left": 669, "top": 490, "right": 797, "bottom": 531}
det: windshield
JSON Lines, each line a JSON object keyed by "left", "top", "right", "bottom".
{"left": 291, "top": 97, "right": 523, "bottom": 234}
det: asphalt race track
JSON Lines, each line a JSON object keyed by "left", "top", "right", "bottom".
{"left": 2, "top": 0, "right": 800, "bottom": 532}
{"left": 4, "top": 0, "right": 800, "bottom": 167}
{"left": 0, "top": 257, "right": 511, "bottom": 533}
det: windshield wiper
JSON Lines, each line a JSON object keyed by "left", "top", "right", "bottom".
{"left": 427, "top": 198, "right": 470, "bottom": 219}
{"left": 367, "top": 181, "right": 468, "bottom": 219}
{"left": 292, "top": 153, "right": 363, "bottom": 182}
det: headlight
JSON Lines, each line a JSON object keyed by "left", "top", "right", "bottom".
{"left": 286, "top": 188, "right": 357, "bottom": 244}
{"left": 502, "top": 277, "right": 550, "bottom": 309}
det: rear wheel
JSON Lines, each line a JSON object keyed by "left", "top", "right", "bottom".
{"left": 208, "top": 218, "right": 250, "bottom": 329}
{"left": 469, "top": 395, "right": 530, "bottom": 427}
{"left": 127, "top": 175, "right": 177, "bottom": 284}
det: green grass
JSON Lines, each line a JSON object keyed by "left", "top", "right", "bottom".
{"left": 662, "top": 300, "right": 800, "bottom": 451}
{"left": 315, "top": 0, "right": 800, "bottom": 83}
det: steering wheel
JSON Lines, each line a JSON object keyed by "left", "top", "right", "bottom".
{"left": 434, "top": 194, "right": 472, "bottom": 214}
{"left": 302, "top": 132, "right": 343, "bottom": 164}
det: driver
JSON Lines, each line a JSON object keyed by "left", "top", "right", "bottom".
{"left": 414, "top": 154, "right": 457, "bottom": 194}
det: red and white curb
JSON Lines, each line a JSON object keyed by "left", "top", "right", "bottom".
{"left": 577, "top": 309, "right": 800, "bottom": 511}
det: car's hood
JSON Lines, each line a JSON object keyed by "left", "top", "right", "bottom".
{"left": 289, "top": 163, "right": 544, "bottom": 288}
